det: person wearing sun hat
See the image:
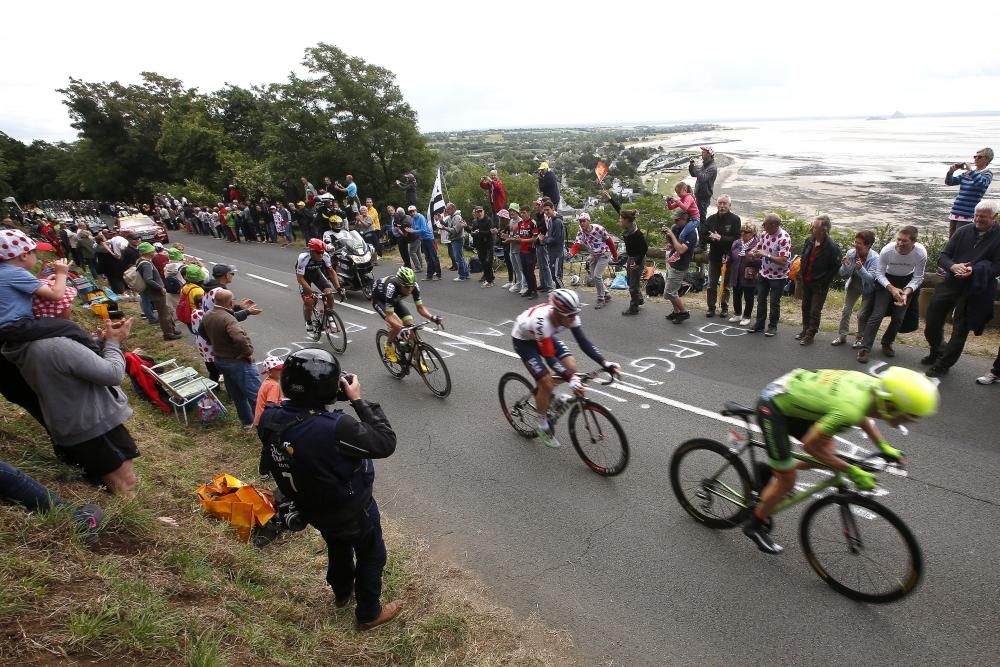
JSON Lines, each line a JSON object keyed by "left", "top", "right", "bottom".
{"left": 137, "top": 242, "right": 181, "bottom": 340}
{"left": 3, "top": 288, "right": 141, "bottom": 496}
{"left": 253, "top": 355, "right": 285, "bottom": 426}
{"left": 0, "top": 229, "right": 71, "bottom": 333}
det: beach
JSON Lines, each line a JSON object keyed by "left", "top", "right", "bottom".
{"left": 634, "top": 115, "right": 1000, "bottom": 233}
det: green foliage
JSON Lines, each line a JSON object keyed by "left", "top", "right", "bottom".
{"left": 4, "top": 45, "right": 435, "bottom": 207}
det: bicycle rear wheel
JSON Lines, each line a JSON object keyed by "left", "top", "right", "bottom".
{"left": 669, "top": 439, "right": 752, "bottom": 529}
{"left": 323, "top": 308, "right": 347, "bottom": 354}
{"left": 375, "top": 329, "right": 406, "bottom": 378}
{"left": 416, "top": 342, "right": 451, "bottom": 398}
{"left": 568, "top": 400, "right": 629, "bottom": 476}
{"left": 800, "top": 494, "right": 922, "bottom": 603}
{"left": 497, "top": 372, "right": 538, "bottom": 438}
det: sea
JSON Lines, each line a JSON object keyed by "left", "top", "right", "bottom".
{"left": 632, "top": 114, "right": 1000, "bottom": 233}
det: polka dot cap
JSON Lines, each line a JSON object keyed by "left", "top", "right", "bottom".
{"left": 32, "top": 284, "right": 78, "bottom": 319}
{"left": 0, "top": 229, "right": 37, "bottom": 260}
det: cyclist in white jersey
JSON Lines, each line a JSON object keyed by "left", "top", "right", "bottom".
{"left": 511, "top": 289, "right": 620, "bottom": 446}
{"left": 296, "top": 238, "right": 344, "bottom": 335}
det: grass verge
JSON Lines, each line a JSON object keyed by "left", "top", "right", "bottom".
{"left": 0, "top": 300, "right": 576, "bottom": 666}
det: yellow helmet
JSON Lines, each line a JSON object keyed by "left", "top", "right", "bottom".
{"left": 874, "top": 366, "right": 940, "bottom": 420}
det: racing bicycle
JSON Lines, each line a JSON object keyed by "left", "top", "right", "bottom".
{"left": 669, "top": 401, "right": 921, "bottom": 603}
{"left": 309, "top": 290, "right": 347, "bottom": 354}
{"left": 375, "top": 321, "right": 452, "bottom": 398}
{"left": 498, "top": 369, "right": 629, "bottom": 476}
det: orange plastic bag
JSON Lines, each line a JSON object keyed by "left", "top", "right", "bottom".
{"left": 194, "top": 473, "right": 277, "bottom": 542}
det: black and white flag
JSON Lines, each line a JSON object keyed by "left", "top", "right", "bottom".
{"left": 426, "top": 166, "right": 446, "bottom": 222}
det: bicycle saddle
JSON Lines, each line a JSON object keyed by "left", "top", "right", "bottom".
{"left": 721, "top": 402, "right": 756, "bottom": 418}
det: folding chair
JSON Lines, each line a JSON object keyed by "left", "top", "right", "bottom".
{"left": 143, "top": 359, "right": 225, "bottom": 425}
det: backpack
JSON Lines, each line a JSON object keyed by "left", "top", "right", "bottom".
{"left": 469, "top": 257, "right": 482, "bottom": 273}
{"left": 679, "top": 270, "right": 706, "bottom": 296}
{"left": 123, "top": 261, "right": 149, "bottom": 292}
{"left": 645, "top": 272, "right": 665, "bottom": 297}
{"left": 164, "top": 271, "right": 182, "bottom": 294}
{"left": 177, "top": 284, "right": 196, "bottom": 325}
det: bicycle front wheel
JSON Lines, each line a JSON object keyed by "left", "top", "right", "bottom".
{"left": 497, "top": 372, "right": 538, "bottom": 438}
{"left": 568, "top": 400, "right": 629, "bottom": 476}
{"left": 375, "top": 329, "right": 406, "bottom": 378}
{"left": 669, "top": 439, "right": 752, "bottom": 529}
{"left": 416, "top": 342, "right": 451, "bottom": 398}
{"left": 800, "top": 494, "right": 922, "bottom": 604}
{"left": 324, "top": 308, "right": 347, "bottom": 354}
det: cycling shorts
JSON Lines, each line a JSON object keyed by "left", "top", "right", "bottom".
{"left": 512, "top": 336, "right": 570, "bottom": 380}
{"left": 372, "top": 298, "right": 412, "bottom": 322}
{"left": 756, "top": 396, "right": 813, "bottom": 472}
{"left": 299, "top": 270, "right": 333, "bottom": 296}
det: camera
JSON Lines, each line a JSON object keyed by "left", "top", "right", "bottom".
{"left": 336, "top": 372, "right": 355, "bottom": 402}
{"left": 275, "top": 496, "right": 307, "bottom": 532}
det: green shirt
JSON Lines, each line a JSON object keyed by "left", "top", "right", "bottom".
{"left": 770, "top": 369, "right": 879, "bottom": 436}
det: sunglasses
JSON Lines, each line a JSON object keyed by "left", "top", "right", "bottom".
{"left": 975, "top": 154, "right": 986, "bottom": 159}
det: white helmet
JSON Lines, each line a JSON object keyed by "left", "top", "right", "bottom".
{"left": 549, "top": 288, "right": 581, "bottom": 315}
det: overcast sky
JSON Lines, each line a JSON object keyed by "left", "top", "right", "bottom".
{"left": 4, "top": 0, "right": 999, "bottom": 143}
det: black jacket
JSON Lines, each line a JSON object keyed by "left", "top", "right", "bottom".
{"left": 704, "top": 211, "right": 741, "bottom": 261}
{"left": 799, "top": 236, "right": 842, "bottom": 284}
{"left": 538, "top": 171, "right": 560, "bottom": 208}
{"left": 608, "top": 195, "right": 648, "bottom": 257}
{"left": 470, "top": 216, "right": 495, "bottom": 249}
{"left": 938, "top": 223, "right": 1000, "bottom": 289}
{"left": 258, "top": 400, "right": 396, "bottom": 530}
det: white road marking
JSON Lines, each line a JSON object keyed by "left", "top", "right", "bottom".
{"left": 338, "top": 301, "right": 377, "bottom": 315}
{"left": 246, "top": 273, "right": 289, "bottom": 288}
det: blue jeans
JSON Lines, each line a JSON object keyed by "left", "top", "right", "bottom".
{"left": 535, "top": 245, "right": 552, "bottom": 289}
{"left": 318, "top": 499, "right": 387, "bottom": 624}
{"left": 214, "top": 357, "right": 261, "bottom": 426}
{"left": 450, "top": 239, "right": 469, "bottom": 279}
{"left": 754, "top": 276, "right": 786, "bottom": 330}
{"left": 0, "top": 462, "right": 62, "bottom": 512}
{"left": 140, "top": 292, "right": 157, "bottom": 322}
{"left": 421, "top": 238, "right": 441, "bottom": 279}
{"left": 546, "top": 248, "right": 563, "bottom": 288}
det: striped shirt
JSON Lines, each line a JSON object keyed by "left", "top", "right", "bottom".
{"left": 946, "top": 168, "right": 992, "bottom": 221}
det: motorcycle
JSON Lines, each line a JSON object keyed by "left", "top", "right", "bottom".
{"left": 323, "top": 228, "right": 376, "bottom": 299}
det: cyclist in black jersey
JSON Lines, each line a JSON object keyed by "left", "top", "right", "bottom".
{"left": 371, "top": 267, "right": 442, "bottom": 362}
{"left": 296, "top": 238, "right": 344, "bottom": 335}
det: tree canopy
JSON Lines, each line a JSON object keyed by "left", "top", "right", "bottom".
{"left": 0, "top": 44, "right": 436, "bottom": 206}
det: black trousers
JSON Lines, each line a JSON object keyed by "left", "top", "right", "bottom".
{"left": 317, "top": 500, "right": 387, "bottom": 624}
{"left": 799, "top": 279, "right": 831, "bottom": 337}
{"left": 627, "top": 255, "right": 645, "bottom": 309}
{"left": 477, "top": 246, "right": 495, "bottom": 283}
{"left": 924, "top": 281, "right": 972, "bottom": 369}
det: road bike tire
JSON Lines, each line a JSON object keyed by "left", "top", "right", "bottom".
{"left": 416, "top": 342, "right": 451, "bottom": 398}
{"left": 669, "top": 438, "right": 752, "bottom": 529}
{"left": 375, "top": 329, "right": 406, "bottom": 378}
{"left": 497, "top": 372, "right": 538, "bottom": 438}
{"left": 324, "top": 309, "right": 348, "bottom": 354}
{"left": 800, "top": 493, "right": 922, "bottom": 604}
{"left": 568, "top": 400, "right": 629, "bottom": 476}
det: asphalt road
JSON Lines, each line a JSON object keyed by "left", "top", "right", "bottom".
{"left": 175, "top": 234, "right": 999, "bottom": 666}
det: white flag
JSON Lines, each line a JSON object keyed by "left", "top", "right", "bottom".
{"left": 427, "top": 166, "right": 446, "bottom": 222}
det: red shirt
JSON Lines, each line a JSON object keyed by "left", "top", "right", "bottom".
{"left": 517, "top": 218, "right": 537, "bottom": 253}
{"left": 804, "top": 241, "right": 820, "bottom": 282}
{"left": 152, "top": 251, "right": 169, "bottom": 279}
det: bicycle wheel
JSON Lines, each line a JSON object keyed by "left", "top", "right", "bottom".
{"left": 415, "top": 342, "right": 451, "bottom": 398}
{"left": 375, "top": 329, "right": 406, "bottom": 378}
{"left": 800, "top": 493, "right": 922, "bottom": 603}
{"left": 568, "top": 400, "right": 629, "bottom": 476}
{"left": 497, "top": 372, "right": 538, "bottom": 438}
{"left": 308, "top": 301, "right": 323, "bottom": 342}
{"left": 669, "top": 438, "right": 752, "bottom": 529}
{"left": 323, "top": 308, "right": 347, "bottom": 354}
{"left": 361, "top": 277, "right": 374, "bottom": 300}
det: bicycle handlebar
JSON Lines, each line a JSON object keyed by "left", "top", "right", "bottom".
{"left": 401, "top": 320, "right": 444, "bottom": 334}
{"left": 575, "top": 368, "right": 616, "bottom": 386}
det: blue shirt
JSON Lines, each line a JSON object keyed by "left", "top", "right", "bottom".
{"left": 346, "top": 182, "right": 358, "bottom": 199}
{"left": 411, "top": 213, "right": 434, "bottom": 240}
{"left": 946, "top": 168, "right": 993, "bottom": 220}
{"left": 0, "top": 262, "right": 41, "bottom": 328}
{"left": 670, "top": 220, "right": 700, "bottom": 271}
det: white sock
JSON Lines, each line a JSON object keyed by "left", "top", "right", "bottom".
{"left": 537, "top": 416, "right": 550, "bottom": 432}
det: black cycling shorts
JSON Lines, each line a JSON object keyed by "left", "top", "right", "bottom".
{"left": 372, "top": 299, "right": 412, "bottom": 322}
{"left": 299, "top": 270, "right": 333, "bottom": 295}
{"left": 512, "top": 337, "right": 570, "bottom": 380}
{"left": 53, "top": 424, "right": 140, "bottom": 480}
{"left": 756, "top": 397, "right": 812, "bottom": 472}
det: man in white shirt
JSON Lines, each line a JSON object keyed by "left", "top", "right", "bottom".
{"left": 856, "top": 226, "right": 926, "bottom": 363}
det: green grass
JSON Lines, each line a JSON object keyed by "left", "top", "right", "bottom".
{"left": 0, "top": 301, "right": 567, "bottom": 665}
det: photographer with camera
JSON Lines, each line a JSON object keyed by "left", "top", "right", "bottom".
{"left": 945, "top": 148, "right": 993, "bottom": 238}
{"left": 257, "top": 349, "right": 401, "bottom": 631}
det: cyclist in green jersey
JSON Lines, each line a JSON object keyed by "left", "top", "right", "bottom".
{"left": 744, "top": 366, "right": 939, "bottom": 554}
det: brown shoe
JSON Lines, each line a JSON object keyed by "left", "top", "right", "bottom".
{"left": 881, "top": 343, "right": 896, "bottom": 358}
{"left": 857, "top": 348, "right": 870, "bottom": 363}
{"left": 357, "top": 600, "right": 402, "bottom": 631}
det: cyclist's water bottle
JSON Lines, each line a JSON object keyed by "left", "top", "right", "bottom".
{"left": 549, "top": 394, "right": 573, "bottom": 422}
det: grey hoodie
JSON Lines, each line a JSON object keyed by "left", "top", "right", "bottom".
{"left": 443, "top": 211, "right": 466, "bottom": 240}
{"left": 2, "top": 338, "right": 132, "bottom": 446}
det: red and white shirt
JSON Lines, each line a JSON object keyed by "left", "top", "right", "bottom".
{"left": 758, "top": 227, "right": 792, "bottom": 279}
{"left": 570, "top": 224, "right": 618, "bottom": 259}
{"left": 512, "top": 303, "right": 580, "bottom": 357}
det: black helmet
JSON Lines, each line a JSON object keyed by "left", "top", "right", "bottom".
{"left": 280, "top": 349, "right": 342, "bottom": 407}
